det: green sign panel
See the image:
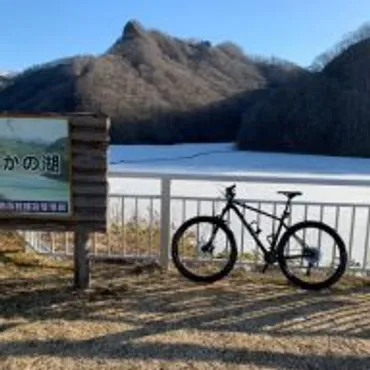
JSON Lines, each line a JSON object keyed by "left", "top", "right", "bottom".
{"left": 0, "top": 116, "right": 72, "bottom": 217}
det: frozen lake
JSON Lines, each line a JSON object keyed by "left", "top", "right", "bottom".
{"left": 108, "top": 143, "right": 370, "bottom": 203}
{"left": 106, "top": 143, "right": 370, "bottom": 269}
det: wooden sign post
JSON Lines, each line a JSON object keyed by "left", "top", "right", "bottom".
{"left": 0, "top": 112, "right": 110, "bottom": 289}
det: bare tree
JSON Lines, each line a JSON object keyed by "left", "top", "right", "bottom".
{"left": 310, "top": 22, "right": 370, "bottom": 71}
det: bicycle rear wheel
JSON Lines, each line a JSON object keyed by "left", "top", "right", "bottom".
{"left": 171, "top": 216, "right": 238, "bottom": 283}
{"left": 277, "top": 220, "right": 347, "bottom": 290}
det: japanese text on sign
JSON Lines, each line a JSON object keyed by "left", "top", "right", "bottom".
{"left": 0, "top": 153, "right": 61, "bottom": 174}
{"left": 0, "top": 201, "right": 68, "bottom": 213}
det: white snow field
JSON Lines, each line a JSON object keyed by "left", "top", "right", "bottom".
{"left": 107, "top": 143, "right": 370, "bottom": 270}
{"left": 108, "top": 142, "right": 370, "bottom": 199}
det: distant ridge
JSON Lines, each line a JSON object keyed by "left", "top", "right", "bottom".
{"left": 0, "top": 19, "right": 305, "bottom": 142}
{"left": 1, "top": 20, "right": 370, "bottom": 157}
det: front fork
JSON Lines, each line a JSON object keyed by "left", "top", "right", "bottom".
{"left": 202, "top": 206, "right": 230, "bottom": 253}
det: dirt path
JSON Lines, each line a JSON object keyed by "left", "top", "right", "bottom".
{"left": 1, "top": 260, "right": 370, "bottom": 370}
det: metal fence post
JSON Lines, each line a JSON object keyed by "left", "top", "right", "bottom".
{"left": 160, "top": 177, "right": 171, "bottom": 270}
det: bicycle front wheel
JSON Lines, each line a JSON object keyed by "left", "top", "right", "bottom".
{"left": 277, "top": 221, "right": 347, "bottom": 290}
{"left": 171, "top": 216, "right": 238, "bottom": 283}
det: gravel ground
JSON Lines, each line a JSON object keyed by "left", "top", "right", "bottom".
{"left": 1, "top": 257, "right": 370, "bottom": 370}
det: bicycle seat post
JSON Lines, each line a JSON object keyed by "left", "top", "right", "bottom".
{"left": 283, "top": 198, "right": 292, "bottom": 219}
{"left": 277, "top": 191, "right": 302, "bottom": 219}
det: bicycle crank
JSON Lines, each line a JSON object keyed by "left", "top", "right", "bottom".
{"left": 261, "top": 252, "right": 278, "bottom": 274}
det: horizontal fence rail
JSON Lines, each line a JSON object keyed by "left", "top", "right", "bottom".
{"left": 22, "top": 171, "right": 370, "bottom": 275}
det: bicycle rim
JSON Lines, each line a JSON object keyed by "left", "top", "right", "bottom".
{"left": 171, "top": 216, "right": 237, "bottom": 283}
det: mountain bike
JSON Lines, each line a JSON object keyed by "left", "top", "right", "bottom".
{"left": 171, "top": 184, "right": 348, "bottom": 290}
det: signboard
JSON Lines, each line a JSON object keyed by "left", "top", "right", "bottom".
{"left": 0, "top": 112, "right": 109, "bottom": 232}
{"left": 0, "top": 116, "right": 72, "bottom": 218}
{"left": 0, "top": 112, "right": 109, "bottom": 289}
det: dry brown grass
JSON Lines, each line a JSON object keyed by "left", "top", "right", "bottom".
{"left": 0, "top": 231, "right": 72, "bottom": 271}
{"left": 1, "top": 244, "right": 370, "bottom": 370}
{"left": 34, "top": 217, "right": 161, "bottom": 257}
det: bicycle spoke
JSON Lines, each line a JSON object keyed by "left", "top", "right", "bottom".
{"left": 173, "top": 217, "right": 236, "bottom": 280}
{"left": 278, "top": 221, "right": 347, "bottom": 290}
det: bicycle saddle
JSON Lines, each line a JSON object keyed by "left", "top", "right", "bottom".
{"left": 277, "top": 191, "right": 302, "bottom": 199}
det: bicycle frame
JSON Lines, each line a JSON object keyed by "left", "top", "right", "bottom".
{"left": 215, "top": 197, "right": 292, "bottom": 258}
{"left": 172, "top": 186, "right": 347, "bottom": 289}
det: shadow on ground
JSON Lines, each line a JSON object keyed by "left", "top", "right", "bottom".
{"left": 1, "top": 261, "right": 370, "bottom": 369}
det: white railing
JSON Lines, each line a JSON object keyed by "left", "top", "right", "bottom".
{"left": 23, "top": 170, "right": 370, "bottom": 274}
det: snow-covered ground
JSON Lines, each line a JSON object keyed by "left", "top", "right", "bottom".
{"left": 108, "top": 143, "right": 370, "bottom": 203}
{"left": 109, "top": 143, "right": 370, "bottom": 177}
{"left": 107, "top": 143, "right": 370, "bottom": 269}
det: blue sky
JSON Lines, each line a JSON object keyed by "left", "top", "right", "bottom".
{"left": 1, "top": 0, "right": 370, "bottom": 71}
